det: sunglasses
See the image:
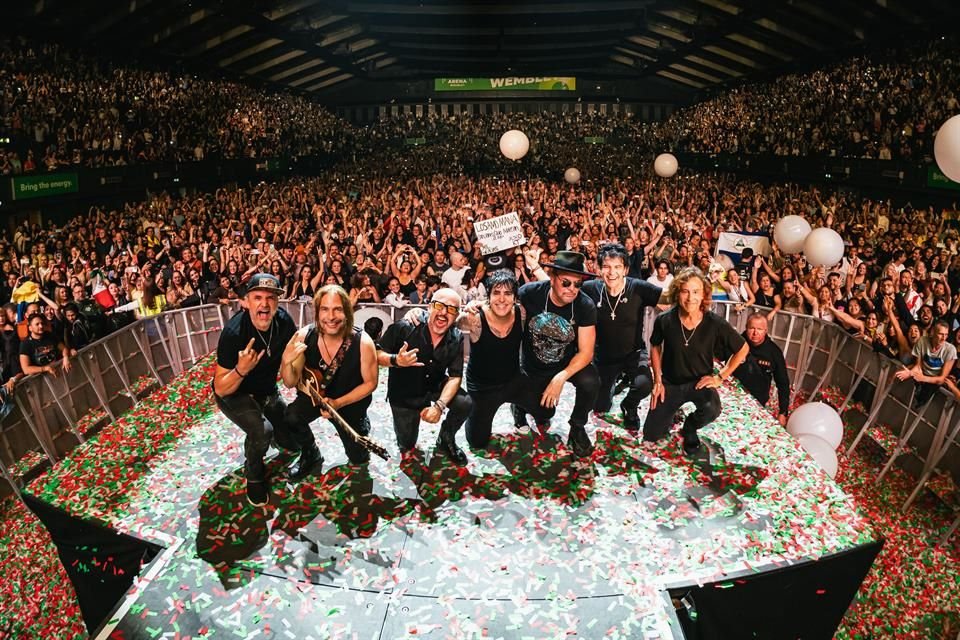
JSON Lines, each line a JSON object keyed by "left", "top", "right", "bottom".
{"left": 429, "top": 300, "right": 460, "bottom": 316}
{"left": 559, "top": 278, "right": 583, "bottom": 289}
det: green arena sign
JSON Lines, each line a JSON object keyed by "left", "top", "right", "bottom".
{"left": 11, "top": 172, "right": 79, "bottom": 200}
{"left": 928, "top": 165, "right": 960, "bottom": 191}
{"left": 434, "top": 77, "right": 576, "bottom": 92}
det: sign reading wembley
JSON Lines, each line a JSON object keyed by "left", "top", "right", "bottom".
{"left": 435, "top": 77, "right": 576, "bottom": 92}
{"left": 474, "top": 212, "right": 526, "bottom": 255}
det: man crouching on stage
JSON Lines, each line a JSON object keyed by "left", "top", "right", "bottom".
{"left": 376, "top": 287, "right": 472, "bottom": 465}
{"left": 281, "top": 285, "right": 378, "bottom": 477}
{"left": 645, "top": 267, "right": 749, "bottom": 455}
{"left": 213, "top": 273, "right": 311, "bottom": 507}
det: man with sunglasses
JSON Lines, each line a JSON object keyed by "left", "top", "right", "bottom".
{"left": 376, "top": 287, "right": 471, "bottom": 465}
{"left": 514, "top": 251, "right": 599, "bottom": 458}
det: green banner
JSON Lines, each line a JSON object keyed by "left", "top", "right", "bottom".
{"left": 434, "top": 77, "right": 576, "bottom": 92}
{"left": 584, "top": 136, "right": 606, "bottom": 144}
{"left": 11, "top": 172, "right": 79, "bottom": 201}
{"left": 928, "top": 165, "right": 960, "bottom": 191}
{"left": 405, "top": 137, "right": 427, "bottom": 146}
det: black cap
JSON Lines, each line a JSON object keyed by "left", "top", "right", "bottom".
{"left": 244, "top": 273, "right": 285, "bottom": 296}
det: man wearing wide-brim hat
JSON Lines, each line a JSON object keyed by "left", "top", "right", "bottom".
{"left": 512, "top": 251, "right": 600, "bottom": 458}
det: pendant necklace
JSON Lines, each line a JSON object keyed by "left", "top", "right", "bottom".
{"left": 680, "top": 317, "right": 699, "bottom": 347}
{"left": 255, "top": 321, "right": 275, "bottom": 357}
{"left": 603, "top": 283, "right": 625, "bottom": 321}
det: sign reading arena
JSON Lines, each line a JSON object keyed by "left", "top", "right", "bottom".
{"left": 435, "top": 77, "right": 576, "bottom": 92}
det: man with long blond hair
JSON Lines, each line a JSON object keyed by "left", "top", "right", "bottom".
{"left": 645, "top": 267, "right": 749, "bottom": 455}
{"left": 281, "top": 284, "right": 379, "bottom": 479}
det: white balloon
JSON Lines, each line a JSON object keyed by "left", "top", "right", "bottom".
{"left": 787, "top": 402, "right": 843, "bottom": 450}
{"left": 716, "top": 253, "right": 735, "bottom": 273}
{"left": 499, "top": 130, "right": 530, "bottom": 161}
{"left": 654, "top": 153, "right": 678, "bottom": 178}
{"left": 773, "top": 215, "right": 812, "bottom": 254}
{"left": 803, "top": 227, "right": 845, "bottom": 267}
{"left": 934, "top": 114, "right": 960, "bottom": 183}
{"left": 798, "top": 434, "right": 839, "bottom": 478}
{"left": 564, "top": 167, "right": 581, "bottom": 184}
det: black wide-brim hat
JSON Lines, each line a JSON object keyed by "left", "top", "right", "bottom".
{"left": 542, "top": 251, "right": 597, "bottom": 278}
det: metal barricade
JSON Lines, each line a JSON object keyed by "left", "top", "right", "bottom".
{"left": 2, "top": 298, "right": 957, "bottom": 525}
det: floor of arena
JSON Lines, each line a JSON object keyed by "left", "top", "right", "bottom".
{"left": 1, "top": 355, "right": 958, "bottom": 639}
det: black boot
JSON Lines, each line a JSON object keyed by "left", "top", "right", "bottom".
{"left": 682, "top": 422, "right": 701, "bottom": 456}
{"left": 567, "top": 424, "right": 594, "bottom": 458}
{"left": 620, "top": 403, "right": 640, "bottom": 432}
{"left": 288, "top": 445, "right": 323, "bottom": 481}
{"left": 246, "top": 478, "right": 270, "bottom": 507}
{"left": 436, "top": 430, "right": 467, "bottom": 466}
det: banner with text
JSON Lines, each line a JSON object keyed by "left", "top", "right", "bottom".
{"left": 434, "top": 77, "right": 576, "bottom": 92}
{"left": 474, "top": 212, "right": 526, "bottom": 255}
{"left": 11, "top": 172, "right": 79, "bottom": 201}
{"left": 928, "top": 165, "right": 960, "bottom": 191}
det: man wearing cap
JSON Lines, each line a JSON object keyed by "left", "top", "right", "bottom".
{"left": 376, "top": 287, "right": 471, "bottom": 465}
{"left": 213, "top": 273, "right": 315, "bottom": 507}
{"left": 513, "top": 251, "right": 599, "bottom": 458}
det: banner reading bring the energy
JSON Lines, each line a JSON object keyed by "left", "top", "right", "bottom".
{"left": 434, "top": 77, "right": 576, "bottom": 92}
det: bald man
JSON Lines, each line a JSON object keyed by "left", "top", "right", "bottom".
{"left": 376, "top": 287, "right": 471, "bottom": 465}
{"left": 732, "top": 313, "right": 791, "bottom": 426}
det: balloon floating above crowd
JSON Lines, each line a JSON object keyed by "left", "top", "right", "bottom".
{"left": 773, "top": 215, "right": 812, "bottom": 254}
{"left": 934, "top": 114, "right": 960, "bottom": 183}
{"left": 499, "top": 130, "right": 530, "bottom": 161}
{"left": 797, "top": 434, "right": 839, "bottom": 479}
{"left": 564, "top": 167, "right": 581, "bottom": 184}
{"left": 654, "top": 153, "right": 678, "bottom": 178}
{"left": 804, "top": 227, "right": 845, "bottom": 267}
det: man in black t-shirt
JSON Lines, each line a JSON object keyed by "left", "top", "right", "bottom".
{"left": 515, "top": 251, "right": 599, "bottom": 458}
{"left": 19, "top": 313, "right": 71, "bottom": 378}
{"left": 376, "top": 287, "right": 471, "bottom": 466}
{"left": 581, "top": 244, "right": 664, "bottom": 431}
{"left": 646, "top": 268, "right": 749, "bottom": 455}
{"left": 213, "top": 273, "right": 306, "bottom": 507}
{"left": 732, "top": 313, "right": 791, "bottom": 426}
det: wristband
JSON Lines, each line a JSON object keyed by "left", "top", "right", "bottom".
{"left": 233, "top": 367, "right": 247, "bottom": 378}
{"left": 390, "top": 354, "right": 398, "bottom": 367}
{"left": 434, "top": 399, "right": 447, "bottom": 412}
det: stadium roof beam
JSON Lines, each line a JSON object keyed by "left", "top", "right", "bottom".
{"left": 219, "top": 39, "right": 284, "bottom": 68}
{"left": 244, "top": 50, "right": 307, "bottom": 75}
{"left": 656, "top": 70, "right": 706, "bottom": 88}
{"left": 345, "top": 1, "right": 650, "bottom": 15}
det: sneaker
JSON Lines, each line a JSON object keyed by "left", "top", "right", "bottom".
{"left": 514, "top": 422, "right": 531, "bottom": 435}
{"left": 567, "top": 424, "right": 594, "bottom": 458}
{"left": 246, "top": 479, "right": 270, "bottom": 507}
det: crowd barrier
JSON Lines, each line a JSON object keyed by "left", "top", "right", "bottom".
{"left": 1, "top": 300, "right": 957, "bottom": 541}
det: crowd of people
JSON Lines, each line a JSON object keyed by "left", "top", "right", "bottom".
{"left": 2, "top": 166, "right": 959, "bottom": 410}
{"left": 3, "top": 34, "right": 960, "bottom": 178}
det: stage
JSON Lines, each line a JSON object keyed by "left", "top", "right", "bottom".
{"left": 24, "top": 354, "right": 879, "bottom": 639}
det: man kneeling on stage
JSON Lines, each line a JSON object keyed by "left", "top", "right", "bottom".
{"left": 377, "top": 287, "right": 472, "bottom": 465}
{"left": 645, "top": 267, "right": 749, "bottom": 455}
{"left": 282, "top": 285, "right": 379, "bottom": 475}
{"left": 213, "top": 273, "right": 308, "bottom": 507}
{"left": 732, "top": 313, "right": 791, "bottom": 426}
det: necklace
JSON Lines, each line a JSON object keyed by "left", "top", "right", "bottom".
{"left": 319, "top": 334, "right": 342, "bottom": 363}
{"left": 679, "top": 317, "right": 700, "bottom": 347}
{"left": 602, "top": 281, "right": 626, "bottom": 321}
{"left": 255, "top": 320, "right": 274, "bottom": 357}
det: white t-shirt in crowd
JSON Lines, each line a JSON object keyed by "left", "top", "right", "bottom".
{"left": 647, "top": 273, "right": 674, "bottom": 289}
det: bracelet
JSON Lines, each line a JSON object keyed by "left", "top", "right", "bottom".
{"left": 233, "top": 367, "right": 247, "bottom": 378}
{"left": 390, "top": 353, "right": 398, "bottom": 367}
{"left": 434, "top": 399, "right": 447, "bottom": 412}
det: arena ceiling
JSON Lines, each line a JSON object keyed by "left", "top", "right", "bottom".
{"left": 18, "top": 0, "right": 953, "bottom": 96}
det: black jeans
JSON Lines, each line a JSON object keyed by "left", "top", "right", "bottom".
{"left": 642, "top": 382, "right": 722, "bottom": 442}
{"left": 511, "top": 365, "right": 600, "bottom": 431}
{"left": 215, "top": 390, "right": 313, "bottom": 482}
{"left": 390, "top": 388, "right": 472, "bottom": 451}
{"left": 286, "top": 393, "right": 373, "bottom": 464}
{"left": 594, "top": 355, "right": 653, "bottom": 420}
{"left": 466, "top": 384, "right": 512, "bottom": 449}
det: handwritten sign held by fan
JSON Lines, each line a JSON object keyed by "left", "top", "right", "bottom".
{"left": 474, "top": 211, "right": 526, "bottom": 256}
